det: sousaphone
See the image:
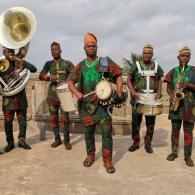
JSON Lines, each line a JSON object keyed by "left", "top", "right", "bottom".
{"left": 0, "top": 7, "right": 36, "bottom": 96}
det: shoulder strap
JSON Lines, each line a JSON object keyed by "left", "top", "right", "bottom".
{"left": 136, "top": 61, "right": 158, "bottom": 76}
{"left": 98, "top": 56, "right": 109, "bottom": 73}
{"left": 154, "top": 61, "right": 158, "bottom": 73}
{"left": 136, "top": 61, "right": 144, "bottom": 75}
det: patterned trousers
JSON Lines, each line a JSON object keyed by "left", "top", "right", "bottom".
{"left": 84, "top": 117, "right": 113, "bottom": 156}
{"left": 171, "top": 120, "right": 194, "bottom": 158}
{"left": 131, "top": 108, "right": 156, "bottom": 146}
{"left": 49, "top": 103, "right": 70, "bottom": 143}
{"left": 3, "top": 109, "right": 27, "bottom": 143}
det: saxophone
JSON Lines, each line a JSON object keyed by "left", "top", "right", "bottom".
{"left": 172, "top": 65, "right": 185, "bottom": 112}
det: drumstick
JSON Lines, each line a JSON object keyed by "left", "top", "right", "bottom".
{"left": 140, "top": 94, "right": 150, "bottom": 101}
{"left": 83, "top": 91, "right": 96, "bottom": 98}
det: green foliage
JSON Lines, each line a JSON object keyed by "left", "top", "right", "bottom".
{"left": 122, "top": 53, "right": 142, "bottom": 76}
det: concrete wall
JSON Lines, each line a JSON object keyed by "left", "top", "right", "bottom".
{"left": 0, "top": 73, "right": 169, "bottom": 136}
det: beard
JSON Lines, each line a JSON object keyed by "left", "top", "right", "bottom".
{"left": 85, "top": 49, "right": 97, "bottom": 58}
{"left": 87, "top": 53, "right": 97, "bottom": 58}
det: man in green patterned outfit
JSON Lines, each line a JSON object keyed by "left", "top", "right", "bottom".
{"left": 127, "top": 45, "right": 164, "bottom": 153}
{"left": 0, "top": 47, "right": 37, "bottom": 153}
{"left": 68, "top": 33, "right": 123, "bottom": 174}
{"left": 39, "top": 42, "right": 74, "bottom": 150}
{"left": 164, "top": 47, "right": 195, "bottom": 167}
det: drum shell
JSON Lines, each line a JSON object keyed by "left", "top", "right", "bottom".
{"left": 56, "top": 83, "right": 77, "bottom": 112}
{"left": 135, "top": 103, "right": 163, "bottom": 116}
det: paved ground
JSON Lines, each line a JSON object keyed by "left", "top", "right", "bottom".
{"left": 0, "top": 114, "right": 194, "bottom": 195}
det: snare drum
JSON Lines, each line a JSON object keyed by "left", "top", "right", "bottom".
{"left": 135, "top": 93, "right": 163, "bottom": 116}
{"left": 56, "top": 82, "right": 77, "bottom": 112}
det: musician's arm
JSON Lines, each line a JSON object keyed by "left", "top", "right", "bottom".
{"left": 107, "top": 58, "right": 123, "bottom": 97}
{"left": 39, "top": 62, "right": 50, "bottom": 81}
{"left": 68, "top": 80, "right": 83, "bottom": 100}
{"left": 68, "top": 64, "right": 83, "bottom": 100}
{"left": 116, "top": 75, "right": 122, "bottom": 97}
{"left": 155, "top": 79, "right": 163, "bottom": 99}
{"left": 23, "top": 61, "right": 37, "bottom": 73}
{"left": 127, "top": 75, "right": 139, "bottom": 99}
{"left": 188, "top": 83, "right": 195, "bottom": 91}
{"left": 164, "top": 68, "right": 175, "bottom": 103}
{"left": 166, "top": 83, "right": 175, "bottom": 105}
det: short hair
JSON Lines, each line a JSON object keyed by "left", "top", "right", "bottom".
{"left": 51, "top": 42, "right": 61, "bottom": 47}
{"left": 143, "top": 44, "right": 153, "bottom": 52}
{"left": 2, "top": 47, "right": 15, "bottom": 54}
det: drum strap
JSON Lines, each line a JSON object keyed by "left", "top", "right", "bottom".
{"left": 98, "top": 56, "right": 109, "bottom": 73}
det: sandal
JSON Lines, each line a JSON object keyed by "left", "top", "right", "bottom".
{"left": 83, "top": 155, "right": 95, "bottom": 167}
{"left": 167, "top": 153, "right": 178, "bottom": 161}
{"left": 184, "top": 158, "right": 194, "bottom": 167}
{"left": 104, "top": 162, "right": 115, "bottom": 174}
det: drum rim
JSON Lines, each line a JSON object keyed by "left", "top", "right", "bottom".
{"left": 56, "top": 82, "right": 68, "bottom": 91}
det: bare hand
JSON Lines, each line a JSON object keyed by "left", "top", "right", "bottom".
{"left": 117, "top": 91, "right": 122, "bottom": 97}
{"left": 179, "top": 82, "right": 189, "bottom": 90}
{"left": 44, "top": 75, "right": 51, "bottom": 81}
{"left": 14, "top": 57, "right": 23, "bottom": 66}
{"left": 10, "top": 70, "right": 18, "bottom": 79}
{"left": 75, "top": 92, "right": 83, "bottom": 100}
{"left": 131, "top": 90, "right": 140, "bottom": 100}
{"left": 154, "top": 92, "right": 162, "bottom": 100}
{"left": 50, "top": 75, "right": 58, "bottom": 82}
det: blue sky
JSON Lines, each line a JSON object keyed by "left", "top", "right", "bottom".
{"left": 0, "top": 0, "right": 195, "bottom": 72}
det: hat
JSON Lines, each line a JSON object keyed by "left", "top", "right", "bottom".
{"left": 179, "top": 47, "right": 191, "bottom": 55}
{"left": 84, "top": 33, "right": 97, "bottom": 45}
{"left": 143, "top": 44, "right": 153, "bottom": 52}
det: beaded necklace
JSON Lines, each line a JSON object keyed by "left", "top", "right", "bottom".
{"left": 85, "top": 57, "right": 99, "bottom": 68}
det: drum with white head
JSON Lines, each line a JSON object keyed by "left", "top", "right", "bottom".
{"left": 56, "top": 82, "right": 77, "bottom": 112}
{"left": 95, "top": 80, "right": 115, "bottom": 105}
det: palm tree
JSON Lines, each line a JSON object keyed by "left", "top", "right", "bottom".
{"left": 122, "top": 53, "right": 142, "bottom": 76}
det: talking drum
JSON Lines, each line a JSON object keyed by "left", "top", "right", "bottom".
{"left": 95, "top": 80, "right": 114, "bottom": 104}
{"left": 56, "top": 82, "right": 77, "bottom": 112}
{"left": 135, "top": 93, "right": 163, "bottom": 116}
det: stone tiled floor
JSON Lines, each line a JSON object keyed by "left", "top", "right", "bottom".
{"left": 0, "top": 114, "right": 194, "bottom": 195}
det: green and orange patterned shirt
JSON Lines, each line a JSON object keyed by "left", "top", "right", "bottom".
{"left": 40, "top": 59, "right": 74, "bottom": 105}
{"left": 164, "top": 65, "right": 195, "bottom": 122}
{"left": 68, "top": 57, "right": 122, "bottom": 126}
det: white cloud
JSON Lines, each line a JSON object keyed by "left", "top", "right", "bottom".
{"left": 0, "top": 0, "right": 195, "bottom": 72}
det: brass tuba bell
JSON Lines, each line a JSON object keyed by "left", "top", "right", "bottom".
{"left": 0, "top": 7, "right": 36, "bottom": 96}
{"left": 0, "top": 7, "right": 36, "bottom": 49}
